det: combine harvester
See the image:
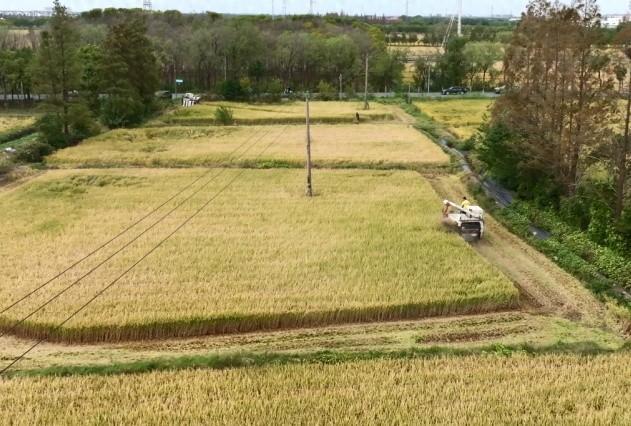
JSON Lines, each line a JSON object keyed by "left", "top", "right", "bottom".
{"left": 442, "top": 199, "right": 485, "bottom": 242}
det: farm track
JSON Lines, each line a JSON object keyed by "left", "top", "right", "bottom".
{"left": 427, "top": 174, "right": 609, "bottom": 327}
{"left": 0, "top": 311, "right": 623, "bottom": 375}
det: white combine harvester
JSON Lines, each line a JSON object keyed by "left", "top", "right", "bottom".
{"left": 442, "top": 199, "right": 485, "bottom": 242}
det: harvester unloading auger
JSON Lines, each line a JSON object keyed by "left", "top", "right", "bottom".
{"left": 442, "top": 199, "right": 485, "bottom": 242}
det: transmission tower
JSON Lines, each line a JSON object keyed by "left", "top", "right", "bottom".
{"left": 309, "top": 0, "right": 315, "bottom": 15}
{"left": 283, "top": 0, "right": 287, "bottom": 16}
{"left": 405, "top": 0, "right": 409, "bottom": 16}
{"left": 142, "top": 0, "right": 152, "bottom": 11}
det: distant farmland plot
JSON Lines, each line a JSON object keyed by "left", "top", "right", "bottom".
{"left": 416, "top": 98, "right": 494, "bottom": 140}
{"left": 150, "top": 101, "right": 397, "bottom": 126}
{"left": 47, "top": 124, "right": 449, "bottom": 169}
{"left": 0, "top": 115, "right": 35, "bottom": 134}
{"left": 0, "top": 168, "right": 517, "bottom": 342}
{"left": 2, "top": 354, "right": 630, "bottom": 423}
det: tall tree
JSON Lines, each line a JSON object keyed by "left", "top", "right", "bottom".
{"left": 100, "top": 13, "right": 159, "bottom": 127}
{"left": 492, "top": 0, "right": 616, "bottom": 198}
{"left": 34, "top": 0, "right": 80, "bottom": 137}
{"left": 614, "top": 24, "right": 631, "bottom": 219}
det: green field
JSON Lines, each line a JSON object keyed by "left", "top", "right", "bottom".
{"left": 46, "top": 123, "right": 449, "bottom": 169}
{"left": 415, "top": 98, "right": 494, "bottom": 140}
{"left": 0, "top": 168, "right": 517, "bottom": 342}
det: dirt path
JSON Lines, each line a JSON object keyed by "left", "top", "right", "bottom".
{"left": 427, "top": 174, "right": 609, "bottom": 327}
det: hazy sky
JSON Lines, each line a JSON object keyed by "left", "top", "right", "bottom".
{"left": 8, "top": 0, "right": 629, "bottom": 16}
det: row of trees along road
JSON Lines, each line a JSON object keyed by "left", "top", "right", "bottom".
{"left": 27, "top": 1, "right": 160, "bottom": 152}
{"left": 478, "top": 0, "right": 630, "bottom": 253}
{"left": 412, "top": 38, "right": 504, "bottom": 92}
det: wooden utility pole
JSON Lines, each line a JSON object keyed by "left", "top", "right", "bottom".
{"left": 363, "top": 55, "right": 369, "bottom": 110}
{"left": 305, "top": 93, "right": 313, "bottom": 197}
{"left": 339, "top": 73, "right": 343, "bottom": 100}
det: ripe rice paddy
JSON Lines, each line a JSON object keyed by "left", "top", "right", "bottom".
{"left": 47, "top": 124, "right": 449, "bottom": 169}
{"left": 2, "top": 354, "right": 630, "bottom": 424}
{"left": 0, "top": 114, "right": 35, "bottom": 134}
{"left": 149, "top": 101, "right": 397, "bottom": 126}
{"left": 415, "top": 98, "right": 494, "bottom": 140}
{"left": 0, "top": 168, "right": 517, "bottom": 342}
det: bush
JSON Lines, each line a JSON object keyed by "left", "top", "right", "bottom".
{"left": 264, "top": 78, "right": 283, "bottom": 102}
{"left": 69, "top": 103, "right": 100, "bottom": 141}
{"left": 214, "top": 106, "right": 234, "bottom": 125}
{"left": 219, "top": 80, "right": 245, "bottom": 101}
{"left": 317, "top": 80, "right": 337, "bottom": 101}
{"left": 101, "top": 94, "right": 146, "bottom": 128}
{"left": 14, "top": 140, "right": 53, "bottom": 163}
{"left": 36, "top": 113, "right": 67, "bottom": 148}
{"left": 0, "top": 156, "right": 13, "bottom": 175}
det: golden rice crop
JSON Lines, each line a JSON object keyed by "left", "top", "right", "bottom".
{"left": 150, "top": 101, "right": 397, "bottom": 126}
{"left": 0, "top": 115, "right": 35, "bottom": 133}
{"left": 416, "top": 98, "right": 494, "bottom": 140}
{"left": 0, "top": 168, "right": 517, "bottom": 342}
{"left": 47, "top": 124, "right": 449, "bottom": 169}
{"left": 1, "top": 354, "right": 630, "bottom": 424}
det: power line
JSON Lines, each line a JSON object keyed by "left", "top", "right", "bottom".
{"left": 0, "top": 127, "right": 286, "bottom": 376}
{"left": 0, "top": 128, "right": 262, "bottom": 316}
{"left": 0, "top": 128, "right": 273, "bottom": 341}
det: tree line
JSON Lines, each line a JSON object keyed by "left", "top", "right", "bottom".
{"left": 478, "top": 0, "right": 630, "bottom": 253}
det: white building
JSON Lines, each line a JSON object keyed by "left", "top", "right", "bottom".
{"left": 603, "top": 15, "right": 628, "bottom": 29}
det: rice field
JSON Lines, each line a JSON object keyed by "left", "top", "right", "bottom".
{"left": 2, "top": 354, "right": 630, "bottom": 424}
{"left": 416, "top": 98, "right": 494, "bottom": 140}
{"left": 47, "top": 124, "right": 449, "bottom": 169}
{"left": 149, "top": 101, "right": 397, "bottom": 126}
{"left": 0, "top": 168, "right": 517, "bottom": 342}
{"left": 0, "top": 114, "right": 35, "bottom": 134}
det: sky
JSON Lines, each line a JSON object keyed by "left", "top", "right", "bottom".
{"left": 7, "top": 0, "right": 629, "bottom": 16}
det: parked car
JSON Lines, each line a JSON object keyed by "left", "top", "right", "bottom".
{"left": 442, "top": 86, "right": 468, "bottom": 95}
{"left": 494, "top": 85, "right": 506, "bottom": 94}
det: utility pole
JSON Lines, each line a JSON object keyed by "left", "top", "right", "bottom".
{"left": 339, "top": 73, "right": 343, "bottom": 100}
{"left": 405, "top": 0, "right": 409, "bottom": 16}
{"left": 363, "top": 55, "right": 369, "bottom": 110}
{"left": 309, "top": 0, "right": 315, "bottom": 14}
{"left": 427, "top": 63, "right": 431, "bottom": 94}
{"left": 305, "top": 92, "right": 313, "bottom": 197}
{"left": 272, "top": 0, "right": 275, "bottom": 20}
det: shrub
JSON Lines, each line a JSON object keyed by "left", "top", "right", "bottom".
{"left": 101, "top": 94, "right": 146, "bottom": 128}
{"left": 36, "top": 113, "right": 67, "bottom": 149}
{"left": 317, "top": 81, "right": 337, "bottom": 101}
{"left": 214, "top": 106, "right": 234, "bottom": 125}
{"left": 14, "top": 140, "right": 53, "bottom": 163}
{"left": 219, "top": 80, "right": 245, "bottom": 101}
{"left": 69, "top": 103, "right": 100, "bottom": 141}
{"left": 0, "top": 156, "right": 13, "bottom": 175}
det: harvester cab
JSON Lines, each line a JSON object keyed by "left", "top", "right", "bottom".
{"left": 442, "top": 199, "right": 485, "bottom": 242}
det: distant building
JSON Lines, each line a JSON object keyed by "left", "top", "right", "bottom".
{"left": 603, "top": 14, "right": 628, "bottom": 29}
